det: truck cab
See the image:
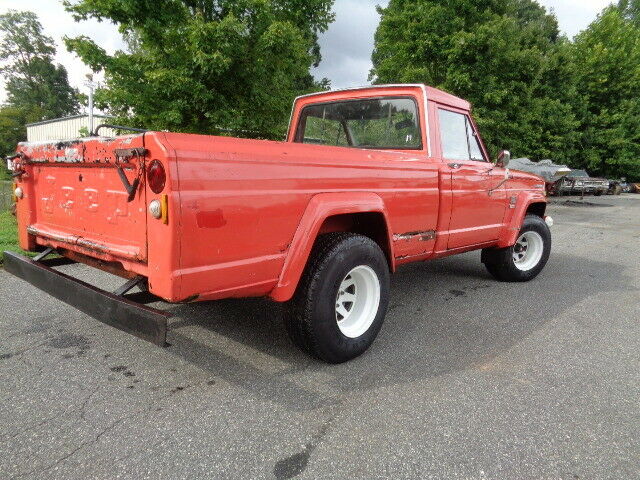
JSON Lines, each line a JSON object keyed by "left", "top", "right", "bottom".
{"left": 6, "top": 84, "right": 551, "bottom": 363}
{"left": 286, "top": 84, "right": 546, "bottom": 258}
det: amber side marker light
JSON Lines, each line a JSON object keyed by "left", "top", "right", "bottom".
{"left": 161, "top": 194, "right": 168, "bottom": 224}
{"left": 147, "top": 160, "right": 166, "bottom": 194}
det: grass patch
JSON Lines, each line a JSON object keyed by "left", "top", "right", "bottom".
{"left": 0, "top": 209, "right": 35, "bottom": 265}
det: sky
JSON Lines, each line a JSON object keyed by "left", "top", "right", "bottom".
{"left": 0, "top": 0, "right": 615, "bottom": 106}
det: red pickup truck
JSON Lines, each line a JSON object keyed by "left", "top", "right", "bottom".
{"left": 5, "top": 84, "right": 552, "bottom": 363}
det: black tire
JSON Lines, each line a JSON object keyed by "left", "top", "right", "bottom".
{"left": 284, "top": 232, "right": 390, "bottom": 363}
{"left": 481, "top": 214, "right": 551, "bottom": 282}
{"left": 594, "top": 190, "right": 603, "bottom": 196}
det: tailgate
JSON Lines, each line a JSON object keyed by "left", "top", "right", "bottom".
{"left": 16, "top": 135, "right": 148, "bottom": 262}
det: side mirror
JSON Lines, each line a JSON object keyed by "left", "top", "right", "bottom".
{"left": 496, "top": 150, "right": 511, "bottom": 168}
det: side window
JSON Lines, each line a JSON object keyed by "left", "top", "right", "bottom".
{"left": 466, "top": 118, "right": 485, "bottom": 161}
{"left": 438, "top": 109, "right": 486, "bottom": 161}
{"left": 438, "top": 109, "right": 469, "bottom": 160}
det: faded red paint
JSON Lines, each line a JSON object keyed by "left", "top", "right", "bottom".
{"left": 13, "top": 84, "right": 546, "bottom": 303}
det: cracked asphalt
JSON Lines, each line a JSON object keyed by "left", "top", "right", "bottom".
{"left": 1, "top": 194, "right": 639, "bottom": 480}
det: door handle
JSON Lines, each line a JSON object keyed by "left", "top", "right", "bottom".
{"left": 448, "top": 163, "right": 462, "bottom": 169}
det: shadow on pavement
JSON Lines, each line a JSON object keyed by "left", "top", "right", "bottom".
{"left": 161, "top": 251, "right": 630, "bottom": 411}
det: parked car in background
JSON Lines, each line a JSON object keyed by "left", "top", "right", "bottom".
{"left": 556, "top": 169, "right": 609, "bottom": 196}
{"left": 509, "top": 158, "right": 571, "bottom": 196}
{"left": 608, "top": 178, "right": 626, "bottom": 195}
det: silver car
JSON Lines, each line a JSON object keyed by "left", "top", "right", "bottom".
{"left": 557, "top": 169, "right": 609, "bottom": 196}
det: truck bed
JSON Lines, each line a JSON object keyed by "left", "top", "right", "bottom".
{"left": 13, "top": 131, "right": 441, "bottom": 302}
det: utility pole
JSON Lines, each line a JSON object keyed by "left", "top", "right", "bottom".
{"left": 84, "top": 74, "right": 98, "bottom": 135}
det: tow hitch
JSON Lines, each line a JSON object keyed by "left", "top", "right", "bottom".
{"left": 3, "top": 250, "right": 170, "bottom": 346}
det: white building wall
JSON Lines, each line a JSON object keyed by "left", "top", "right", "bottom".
{"left": 26, "top": 115, "right": 118, "bottom": 142}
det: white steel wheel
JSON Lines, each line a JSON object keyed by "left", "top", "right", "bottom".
{"left": 512, "top": 231, "right": 544, "bottom": 271}
{"left": 335, "top": 265, "right": 381, "bottom": 338}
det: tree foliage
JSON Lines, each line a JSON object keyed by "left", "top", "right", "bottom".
{"left": 0, "top": 11, "right": 80, "bottom": 120}
{"left": 619, "top": 0, "right": 640, "bottom": 25}
{"left": 64, "top": 0, "right": 334, "bottom": 139}
{"left": 572, "top": 5, "right": 640, "bottom": 180}
{"left": 0, "top": 107, "right": 27, "bottom": 168}
{"left": 371, "top": 0, "right": 640, "bottom": 180}
{"left": 0, "top": 10, "right": 80, "bottom": 158}
{"left": 370, "top": 0, "right": 579, "bottom": 165}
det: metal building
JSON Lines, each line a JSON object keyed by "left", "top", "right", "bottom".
{"left": 25, "top": 114, "right": 117, "bottom": 142}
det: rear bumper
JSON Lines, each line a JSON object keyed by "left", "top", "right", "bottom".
{"left": 3, "top": 251, "right": 170, "bottom": 346}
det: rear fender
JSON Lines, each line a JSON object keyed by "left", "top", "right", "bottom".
{"left": 269, "top": 192, "right": 393, "bottom": 302}
{"left": 496, "top": 192, "right": 547, "bottom": 248}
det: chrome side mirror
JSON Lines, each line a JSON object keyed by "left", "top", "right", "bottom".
{"left": 496, "top": 150, "right": 511, "bottom": 168}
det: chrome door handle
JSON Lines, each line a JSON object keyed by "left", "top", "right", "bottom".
{"left": 448, "top": 163, "right": 462, "bottom": 169}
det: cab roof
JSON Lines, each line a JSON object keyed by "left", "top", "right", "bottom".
{"left": 295, "top": 84, "right": 470, "bottom": 110}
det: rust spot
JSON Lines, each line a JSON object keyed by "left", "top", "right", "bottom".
{"left": 393, "top": 230, "right": 436, "bottom": 242}
{"left": 196, "top": 209, "right": 226, "bottom": 229}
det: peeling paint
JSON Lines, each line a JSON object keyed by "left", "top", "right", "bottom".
{"left": 393, "top": 230, "right": 436, "bottom": 242}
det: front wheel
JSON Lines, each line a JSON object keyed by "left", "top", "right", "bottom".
{"left": 284, "top": 233, "right": 390, "bottom": 363}
{"left": 482, "top": 214, "right": 551, "bottom": 282}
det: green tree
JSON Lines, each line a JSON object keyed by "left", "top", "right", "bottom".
{"left": 619, "top": 0, "right": 640, "bottom": 25}
{"left": 370, "top": 0, "right": 580, "bottom": 164}
{"left": 0, "top": 11, "right": 80, "bottom": 122}
{"left": 572, "top": 6, "right": 640, "bottom": 180}
{"left": 0, "top": 106, "right": 27, "bottom": 161}
{"left": 64, "top": 0, "right": 334, "bottom": 139}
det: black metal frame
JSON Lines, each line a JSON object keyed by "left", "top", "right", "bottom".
{"left": 3, "top": 251, "right": 170, "bottom": 346}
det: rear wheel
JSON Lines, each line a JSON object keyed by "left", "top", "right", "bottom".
{"left": 482, "top": 214, "right": 551, "bottom": 282}
{"left": 284, "top": 233, "right": 390, "bottom": 363}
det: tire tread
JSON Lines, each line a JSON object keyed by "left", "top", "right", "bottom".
{"left": 284, "top": 232, "right": 387, "bottom": 362}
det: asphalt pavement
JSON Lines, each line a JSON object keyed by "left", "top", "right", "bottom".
{"left": 1, "top": 194, "right": 639, "bottom": 479}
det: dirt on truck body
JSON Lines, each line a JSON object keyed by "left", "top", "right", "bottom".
{"left": 5, "top": 84, "right": 552, "bottom": 363}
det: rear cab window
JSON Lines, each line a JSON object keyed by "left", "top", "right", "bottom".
{"left": 294, "top": 97, "right": 422, "bottom": 150}
{"left": 438, "top": 109, "right": 486, "bottom": 162}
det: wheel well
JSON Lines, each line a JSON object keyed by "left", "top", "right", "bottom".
{"left": 317, "top": 212, "right": 392, "bottom": 269}
{"left": 526, "top": 202, "right": 546, "bottom": 218}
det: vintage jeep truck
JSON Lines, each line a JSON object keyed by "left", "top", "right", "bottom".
{"left": 5, "top": 84, "right": 552, "bottom": 363}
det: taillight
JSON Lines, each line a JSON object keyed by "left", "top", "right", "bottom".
{"left": 147, "top": 160, "right": 166, "bottom": 194}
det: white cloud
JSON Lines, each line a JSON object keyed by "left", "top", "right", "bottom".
{"left": 312, "top": 0, "right": 389, "bottom": 88}
{"left": 0, "top": 0, "right": 125, "bottom": 106}
{"left": 537, "top": 0, "right": 614, "bottom": 38}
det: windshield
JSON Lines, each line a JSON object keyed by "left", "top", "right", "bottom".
{"left": 295, "top": 97, "right": 422, "bottom": 150}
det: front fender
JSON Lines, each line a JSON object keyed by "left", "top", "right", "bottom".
{"left": 496, "top": 191, "right": 547, "bottom": 248}
{"left": 269, "top": 192, "right": 393, "bottom": 302}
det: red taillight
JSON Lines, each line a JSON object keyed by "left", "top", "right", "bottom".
{"left": 147, "top": 160, "right": 166, "bottom": 194}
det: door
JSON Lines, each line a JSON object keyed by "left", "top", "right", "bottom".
{"left": 437, "top": 108, "right": 507, "bottom": 249}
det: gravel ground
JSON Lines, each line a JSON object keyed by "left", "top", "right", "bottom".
{"left": 1, "top": 194, "right": 639, "bottom": 480}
